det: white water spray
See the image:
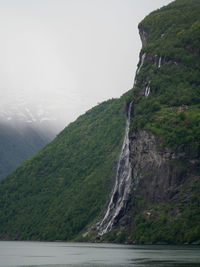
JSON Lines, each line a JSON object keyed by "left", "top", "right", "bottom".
{"left": 136, "top": 53, "right": 146, "bottom": 76}
{"left": 97, "top": 102, "right": 133, "bottom": 236}
{"left": 145, "top": 85, "right": 150, "bottom": 97}
{"left": 158, "top": 57, "right": 162, "bottom": 68}
{"left": 134, "top": 53, "right": 146, "bottom": 85}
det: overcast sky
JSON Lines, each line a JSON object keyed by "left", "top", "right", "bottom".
{"left": 0, "top": 0, "right": 173, "bottom": 129}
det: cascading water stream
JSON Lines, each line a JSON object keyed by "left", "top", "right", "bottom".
{"left": 136, "top": 53, "right": 146, "bottom": 75}
{"left": 97, "top": 101, "right": 133, "bottom": 236}
{"left": 158, "top": 56, "right": 162, "bottom": 68}
{"left": 134, "top": 53, "right": 146, "bottom": 86}
{"left": 97, "top": 51, "right": 147, "bottom": 236}
{"left": 145, "top": 85, "right": 150, "bottom": 97}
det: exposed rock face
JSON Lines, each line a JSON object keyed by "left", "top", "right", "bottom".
{"left": 92, "top": 1, "right": 200, "bottom": 243}
{"left": 129, "top": 129, "right": 200, "bottom": 207}
{"left": 139, "top": 27, "right": 148, "bottom": 47}
{"left": 95, "top": 126, "right": 200, "bottom": 243}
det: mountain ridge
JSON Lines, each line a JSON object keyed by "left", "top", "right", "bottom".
{"left": 92, "top": 0, "right": 200, "bottom": 244}
{"left": 0, "top": 96, "right": 128, "bottom": 240}
{"left": 0, "top": 100, "right": 64, "bottom": 180}
{"left": 0, "top": 0, "right": 200, "bottom": 244}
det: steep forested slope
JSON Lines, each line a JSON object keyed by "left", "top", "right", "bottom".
{"left": 97, "top": 0, "right": 200, "bottom": 244}
{"left": 132, "top": 0, "right": 200, "bottom": 151}
{"left": 0, "top": 97, "right": 128, "bottom": 240}
{"left": 0, "top": 0, "right": 199, "bottom": 244}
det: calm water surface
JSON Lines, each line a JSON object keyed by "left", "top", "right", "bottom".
{"left": 0, "top": 241, "right": 200, "bottom": 267}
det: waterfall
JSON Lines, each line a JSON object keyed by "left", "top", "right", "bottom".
{"left": 97, "top": 102, "right": 133, "bottom": 236}
{"left": 158, "top": 57, "right": 162, "bottom": 68}
{"left": 145, "top": 85, "right": 150, "bottom": 97}
{"left": 136, "top": 53, "right": 146, "bottom": 76}
{"left": 97, "top": 52, "right": 146, "bottom": 236}
{"left": 134, "top": 53, "right": 146, "bottom": 85}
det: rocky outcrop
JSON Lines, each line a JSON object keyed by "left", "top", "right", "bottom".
{"left": 129, "top": 129, "right": 200, "bottom": 206}
{"left": 139, "top": 27, "right": 148, "bottom": 47}
{"left": 94, "top": 127, "right": 200, "bottom": 243}
{"left": 95, "top": 0, "right": 200, "bottom": 244}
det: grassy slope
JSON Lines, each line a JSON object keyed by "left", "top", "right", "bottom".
{"left": 0, "top": 96, "right": 129, "bottom": 240}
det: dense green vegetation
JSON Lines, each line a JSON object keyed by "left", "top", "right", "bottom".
{"left": 100, "top": 176, "right": 200, "bottom": 245}
{"left": 79, "top": 0, "right": 200, "bottom": 245}
{"left": 0, "top": 0, "right": 199, "bottom": 244}
{"left": 0, "top": 97, "right": 127, "bottom": 240}
{"left": 126, "top": 0, "right": 200, "bottom": 244}
{"left": 131, "top": 0, "right": 200, "bottom": 153}
{"left": 132, "top": 198, "right": 200, "bottom": 244}
{"left": 140, "top": 0, "right": 200, "bottom": 59}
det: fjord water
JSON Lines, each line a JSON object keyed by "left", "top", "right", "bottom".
{"left": 0, "top": 241, "right": 200, "bottom": 267}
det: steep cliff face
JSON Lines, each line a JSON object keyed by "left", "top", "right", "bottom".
{"left": 129, "top": 17, "right": 200, "bottom": 206}
{"left": 97, "top": 0, "right": 200, "bottom": 244}
{"left": 0, "top": 0, "right": 199, "bottom": 244}
{"left": 122, "top": 128, "right": 200, "bottom": 244}
{"left": 130, "top": 129, "right": 200, "bottom": 206}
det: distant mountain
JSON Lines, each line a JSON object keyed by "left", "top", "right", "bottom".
{"left": 0, "top": 0, "right": 199, "bottom": 244}
{"left": 0, "top": 103, "right": 59, "bottom": 180}
{"left": 0, "top": 96, "right": 58, "bottom": 128}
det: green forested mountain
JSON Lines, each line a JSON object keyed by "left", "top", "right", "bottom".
{"left": 132, "top": 0, "right": 200, "bottom": 151}
{"left": 0, "top": 0, "right": 200, "bottom": 244}
{"left": 0, "top": 97, "right": 128, "bottom": 240}
{"left": 100, "top": 0, "right": 200, "bottom": 244}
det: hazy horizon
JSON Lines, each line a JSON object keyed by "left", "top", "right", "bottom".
{"left": 0, "top": 0, "right": 173, "bottom": 131}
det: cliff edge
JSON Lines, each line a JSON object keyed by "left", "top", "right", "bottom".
{"left": 96, "top": 0, "right": 200, "bottom": 244}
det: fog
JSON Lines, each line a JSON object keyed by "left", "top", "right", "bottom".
{"left": 0, "top": 0, "right": 173, "bottom": 131}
